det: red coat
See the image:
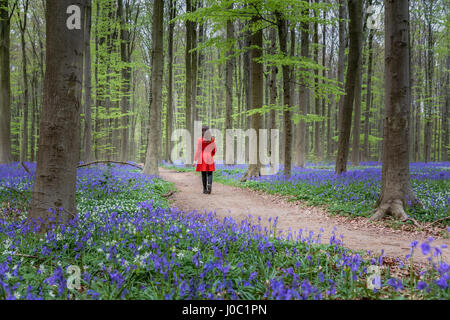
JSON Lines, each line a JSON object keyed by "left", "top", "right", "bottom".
{"left": 194, "top": 137, "right": 216, "bottom": 172}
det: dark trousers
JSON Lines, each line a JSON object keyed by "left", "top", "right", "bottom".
{"left": 201, "top": 171, "right": 213, "bottom": 191}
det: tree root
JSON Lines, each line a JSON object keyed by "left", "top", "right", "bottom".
{"left": 429, "top": 216, "right": 450, "bottom": 227}
{"left": 370, "top": 199, "right": 409, "bottom": 221}
{"left": 240, "top": 165, "right": 261, "bottom": 182}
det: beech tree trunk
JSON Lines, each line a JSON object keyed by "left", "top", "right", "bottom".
{"left": 363, "top": 27, "right": 374, "bottom": 161}
{"left": 224, "top": 4, "right": 234, "bottom": 164}
{"left": 336, "top": 0, "right": 346, "bottom": 153}
{"left": 143, "top": 0, "right": 163, "bottom": 176}
{"left": 423, "top": 0, "right": 433, "bottom": 163}
{"left": 185, "top": 0, "right": 193, "bottom": 165}
{"left": 165, "top": 0, "right": 175, "bottom": 163}
{"left": 29, "top": 0, "right": 86, "bottom": 227}
{"left": 295, "top": 1, "right": 310, "bottom": 168}
{"left": 18, "top": 0, "right": 29, "bottom": 163}
{"left": 268, "top": 27, "right": 277, "bottom": 154}
{"left": 0, "top": 0, "right": 12, "bottom": 163}
{"left": 313, "top": 4, "right": 320, "bottom": 162}
{"left": 119, "top": 0, "right": 129, "bottom": 162}
{"left": 276, "top": 12, "right": 292, "bottom": 176}
{"left": 351, "top": 20, "right": 364, "bottom": 166}
{"left": 84, "top": 0, "right": 92, "bottom": 162}
{"left": 371, "top": 0, "right": 418, "bottom": 221}
{"left": 335, "top": 0, "right": 362, "bottom": 174}
{"left": 241, "top": 16, "right": 263, "bottom": 181}
{"left": 443, "top": 55, "right": 449, "bottom": 162}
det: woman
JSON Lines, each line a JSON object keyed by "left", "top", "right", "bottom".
{"left": 193, "top": 126, "right": 216, "bottom": 194}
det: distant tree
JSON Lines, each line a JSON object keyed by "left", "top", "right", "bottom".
{"left": 335, "top": 0, "right": 363, "bottom": 174}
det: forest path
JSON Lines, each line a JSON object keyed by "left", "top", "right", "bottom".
{"left": 159, "top": 168, "right": 450, "bottom": 264}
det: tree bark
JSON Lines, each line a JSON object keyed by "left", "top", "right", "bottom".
{"left": 442, "top": 55, "right": 449, "bottom": 161}
{"left": 18, "top": 0, "right": 30, "bottom": 163}
{"left": 363, "top": 28, "right": 374, "bottom": 161}
{"left": 423, "top": 0, "right": 433, "bottom": 163}
{"left": 30, "top": 0, "right": 86, "bottom": 227}
{"left": 241, "top": 15, "right": 263, "bottom": 181}
{"left": 295, "top": 1, "right": 310, "bottom": 168}
{"left": 268, "top": 27, "right": 277, "bottom": 155}
{"left": 224, "top": 4, "right": 234, "bottom": 164}
{"left": 313, "top": 3, "right": 320, "bottom": 162}
{"left": 0, "top": 0, "right": 13, "bottom": 163}
{"left": 143, "top": 0, "right": 164, "bottom": 176}
{"left": 84, "top": 0, "right": 92, "bottom": 162}
{"left": 276, "top": 12, "right": 292, "bottom": 176}
{"left": 165, "top": 0, "right": 175, "bottom": 163}
{"left": 351, "top": 18, "right": 365, "bottom": 166}
{"left": 335, "top": 0, "right": 362, "bottom": 174}
{"left": 336, "top": 0, "right": 346, "bottom": 154}
{"left": 185, "top": 0, "right": 193, "bottom": 165}
{"left": 371, "top": 0, "right": 418, "bottom": 221}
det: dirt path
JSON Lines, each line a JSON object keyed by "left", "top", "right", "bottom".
{"left": 159, "top": 168, "right": 450, "bottom": 264}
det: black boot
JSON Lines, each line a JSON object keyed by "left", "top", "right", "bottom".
{"left": 206, "top": 172, "right": 213, "bottom": 194}
{"left": 202, "top": 172, "right": 208, "bottom": 194}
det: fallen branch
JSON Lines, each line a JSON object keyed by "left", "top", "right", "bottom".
{"left": 77, "top": 160, "right": 143, "bottom": 170}
{"left": 428, "top": 216, "right": 450, "bottom": 227}
{"left": 402, "top": 217, "right": 421, "bottom": 228}
{"left": 161, "top": 191, "right": 174, "bottom": 198}
{"left": 13, "top": 253, "right": 41, "bottom": 260}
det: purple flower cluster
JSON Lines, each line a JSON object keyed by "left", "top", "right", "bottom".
{"left": 0, "top": 163, "right": 449, "bottom": 300}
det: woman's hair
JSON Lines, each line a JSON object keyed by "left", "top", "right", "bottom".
{"left": 202, "top": 126, "right": 212, "bottom": 141}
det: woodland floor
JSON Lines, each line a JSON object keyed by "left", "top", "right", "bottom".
{"left": 159, "top": 167, "right": 450, "bottom": 265}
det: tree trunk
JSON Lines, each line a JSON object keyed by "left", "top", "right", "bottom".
{"left": 276, "top": 12, "right": 292, "bottom": 176}
{"left": 363, "top": 28, "right": 374, "bottom": 161}
{"left": 313, "top": 4, "right": 320, "bottom": 162}
{"left": 351, "top": 19, "right": 364, "bottom": 166}
{"left": 442, "top": 55, "right": 449, "bottom": 162}
{"left": 185, "top": 0, "right": 193, "bottom": 165}
{"left": 224, "top": 4, "right": 234, "bottom": 164}
{"left": 119, "top": 0, "right": 130, "bottom": 162}
{"left": 18, "top": 0, "right": 30, "bottom": 163}
{"left": 336, "top": 0, "right": 346, "bottom": 154}
{"left": 0, "top": 0, "right": 12, "bottom": 163}
{"left": 241, "top": 16, "right": 263, "bottom": 181}
{"left": 165, "top": 0, "right": 175, "bottom": 163}
{"left": 371, "top": 0, "right": 418, "bottom": 221}
{"left": 84, "top": 0, "right": 92, "bottom": 162}
{"left": 30, "top": 0, "right": 85, "bottom": 227}
{"left": 243, "top": 29, "right": 252, "bottom": 163}
{"left": 295, "top": 1, "right": 309, "bottom": 168}
{"left": 335, "top": 0, "right": 362, "bottom": 174}
{"left": 269, "top": 27, "right": 277, "bottom": 154}
{"left": 143, "top": 0, "right": 163, "bottom": 176}
{"left": 423, "top": 0, "right": 433, "bottom": 163}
